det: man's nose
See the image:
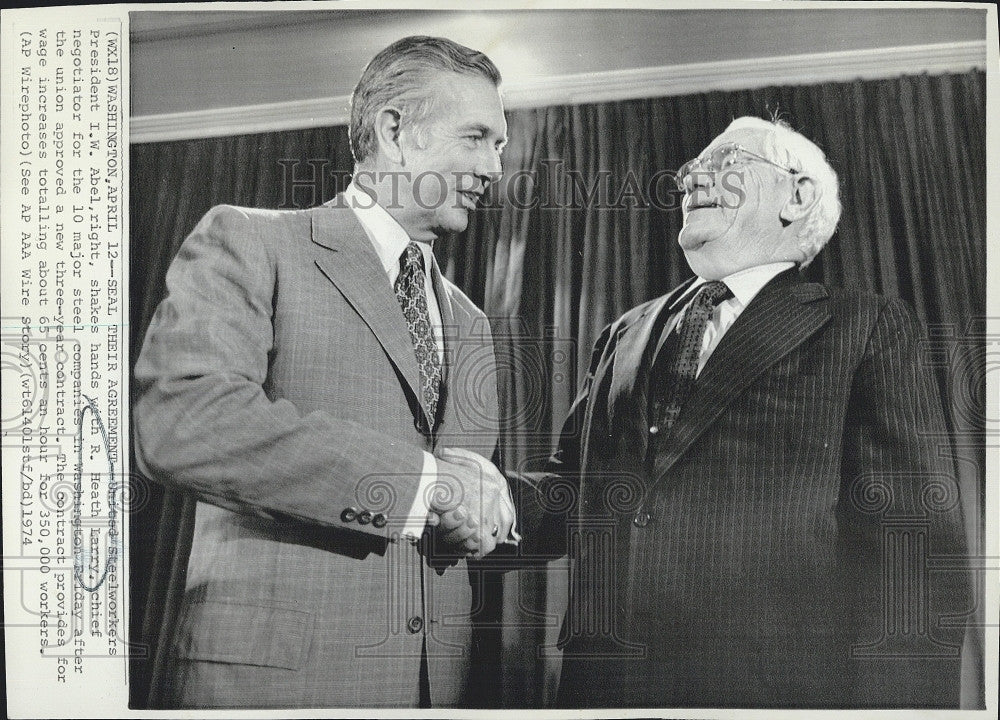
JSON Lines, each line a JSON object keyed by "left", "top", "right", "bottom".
{"left": 683, "top": 167, "right": 715, "bottom": 193}
{"left": 475, "top": 146, "right": 503, "bottom": 185}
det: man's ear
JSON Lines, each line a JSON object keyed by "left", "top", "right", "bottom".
{"left": 373, "top": 107, "right": 404, "bottom": 164}
{"left": 779, "top": 175, "right": 819, "bottom": 225}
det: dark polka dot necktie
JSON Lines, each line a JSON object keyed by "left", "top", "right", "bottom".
{"left": 395, "top": 242, "right": 442, "bottom": 426}
{"left": 651, "top": 280, "right": 733, "bottom": 433}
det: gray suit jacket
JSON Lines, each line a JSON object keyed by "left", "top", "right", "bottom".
{"left": 133, "top": 197, "right": 499, "bottom": 708}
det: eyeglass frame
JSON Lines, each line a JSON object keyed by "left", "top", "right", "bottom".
{"left": 673, "top": 142, "right": 799, "bottom": 191}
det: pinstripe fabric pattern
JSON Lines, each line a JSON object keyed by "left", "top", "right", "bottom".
{"left": 133, "top": 198, "right": 500, "bottom": 708}
{"left": 536, "top": 270, "right": 970, "bottom": 708}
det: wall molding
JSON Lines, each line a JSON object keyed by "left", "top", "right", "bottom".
{"left": 130, "top": 40, "right": 987, "bottom": 143}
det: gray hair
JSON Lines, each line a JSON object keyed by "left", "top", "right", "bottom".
{"left": 349, "top": 36, "right": 502, "bottom": 164}
{"left": 725, "top": 116, "right": 842, "bottom": 267}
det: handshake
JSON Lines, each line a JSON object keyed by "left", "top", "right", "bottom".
{"left": 426, "top": 447, "right": 519, "bottom": 557}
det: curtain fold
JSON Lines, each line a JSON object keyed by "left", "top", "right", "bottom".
{"left": 129, "top": 70, "right": 986, "bottom": 708}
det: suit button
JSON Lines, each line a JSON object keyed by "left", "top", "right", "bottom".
{"left": 649, "top": 425, "right": 659, "bottom": 435}
{"left": 407, "top": 616, "right": 424, "bottom": 634}
{"left": 633, "top": 511, "right": 651, "bottom": 528}
{"left": 372, "top": 513, "right": 387, "bottom": 529}
{"left": 357, "top": 510, "right": 373, "bottom": 525}
{"left": 340, "top": 507, "right": 358, "bottom": 523}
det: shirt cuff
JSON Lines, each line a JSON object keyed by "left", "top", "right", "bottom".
{"left": 505, "top": 496, "right": 522, "bottom": 546}
{"left": 402, "top": 451, "right": 436, "bottom": 542}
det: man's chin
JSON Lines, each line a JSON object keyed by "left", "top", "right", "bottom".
{"left": 432, "top": 210, "right": 470, "bottom": 237}
{"left": 678, "top": 228, "right": 712, "bottom": 252}
{"left": 681, "top": 244, "right": 725, "bottom": 281}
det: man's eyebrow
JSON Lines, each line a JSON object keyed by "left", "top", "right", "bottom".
{"left": 463, "top": 122, "right": 506, "bottom": 140}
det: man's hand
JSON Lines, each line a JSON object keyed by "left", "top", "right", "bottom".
{"left": 428, "top": 447, "right": 515, "bottom": 556}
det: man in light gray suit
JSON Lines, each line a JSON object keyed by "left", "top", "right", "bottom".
{"left": 133, "top": 36, "right": 514, "bottom": 708}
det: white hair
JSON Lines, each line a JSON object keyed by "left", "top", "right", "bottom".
{"left": 725, "top": 116, "right": 842, "bottom": 267}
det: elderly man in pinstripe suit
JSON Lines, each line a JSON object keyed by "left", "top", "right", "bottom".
{"left": 505, "top": 117, "right": 972, "bottom": 707}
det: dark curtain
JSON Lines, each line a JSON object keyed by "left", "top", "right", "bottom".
{"left": 128, "top": 70, "right": 986, "bottom": 708}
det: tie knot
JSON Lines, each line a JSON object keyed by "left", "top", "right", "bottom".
{"left": 401, "top": 242, "right": 425, "bottom": 272}
{"left": 697, "top": 280, "right": 732, "bottom": 307}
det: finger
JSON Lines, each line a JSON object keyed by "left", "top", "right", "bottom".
{"left": 426, "top": 479, "right": 462, "bottom": 513}
{"left": 441, "top": 528, "right": 477, "bottom": 547}
{"left": 432, "top": 512, "right": 462, "bottom": 532}
{"left": 461, "top": 537, "right": 483, "bottom": 556}
{"left": 475, "top": 531, "right": 499, "bottom": 557}
{"left": 451, "top": 505, "right": 482, "bottom": 527}
{"left": 495, "top": 507, "right": 515, "bottom": 546}
{"left": 456, "top": 506, "right": 481, "bottom": 530}
{"left": 435, "top": 508, "right": 469, "bottom": 532}
{"left": 480, "top": 503, "right": 513, "bottom": 551}
{"left": 440, "top": 518, "right": 478, "bottom": 546}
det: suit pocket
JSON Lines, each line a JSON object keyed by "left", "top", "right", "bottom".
{"left": 174, "top": 599, "right": 313, "bottom": 670}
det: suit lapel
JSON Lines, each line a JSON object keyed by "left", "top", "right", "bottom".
{"left": 427, "top": 257, "right": 499, "bottom": 453}
{"left": 428, "top": 255, "right": 456, "bottom": 389}
{"left": 652, "top": 273, "right": 831, "bottom": 479}
{"left": 429, "top": 254, "right": 458, "bottom": 433}
{"left": 310, "top": 201, "right": 425, "bottom": 421}
{"left": 607, "top": 279, "right": 697, "bottom": 444}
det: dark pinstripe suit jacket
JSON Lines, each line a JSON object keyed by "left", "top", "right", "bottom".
{"left": 133, "top": 198, "right": 499, "bottom": 708}
{"left": 528, "top": 269, "right": 970, "bottom": 708}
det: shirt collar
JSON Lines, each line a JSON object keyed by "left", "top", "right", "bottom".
{"left": 675, "top": 261, "right": 796, "bottom": 311}
{"left": 344, "top": 180, "right": 434, "bottom": 277}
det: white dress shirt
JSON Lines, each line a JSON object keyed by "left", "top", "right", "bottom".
{"left": 343, "top": 181, "right": 442, "bottom": 541}
{"left": 666, "top": 261, "right": 796, "bottom": 377}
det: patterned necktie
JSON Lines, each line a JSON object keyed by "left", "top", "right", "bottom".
{"left": 395, "top": 242, "right": 442, "bottom": 425}
{"left": 650, "top": 280, "right": 733, "bottom": 433}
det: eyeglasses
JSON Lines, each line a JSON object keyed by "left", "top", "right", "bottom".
{"left": 673, "top": 142, "right": 799, "bottom": 191}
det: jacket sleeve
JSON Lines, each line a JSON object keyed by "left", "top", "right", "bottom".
{"left": 840, "top": 296, "right": 972, "bottom": 706}
{"left": 509, "top": 322, "right": 617, "bottom": 562}
{"left": 132, "top": 205, "right": 425, "bottom": 539}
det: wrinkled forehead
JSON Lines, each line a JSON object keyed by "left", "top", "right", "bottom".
{"left": 703, "top": 126, "right": 774, "bottom": 157}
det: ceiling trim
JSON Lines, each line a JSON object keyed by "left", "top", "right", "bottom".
{"left": 131, "top": 40, "right": 987, "bottom": 143}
